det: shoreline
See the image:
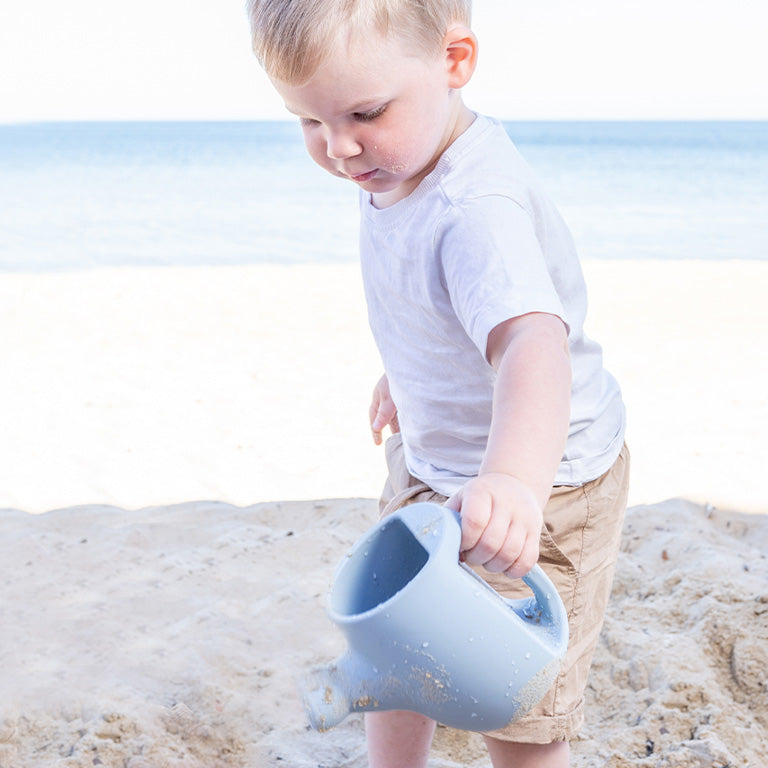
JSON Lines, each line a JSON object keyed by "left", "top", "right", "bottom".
{"left": 1, "top": 258, "right": 765, "bottom": 515}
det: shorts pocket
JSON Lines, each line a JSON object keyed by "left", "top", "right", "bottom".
{"left": 537, "top": 522, "right": 579, "bottom": 618}
{"left": 539, "top": 523, "right": 576, "bottom": 572}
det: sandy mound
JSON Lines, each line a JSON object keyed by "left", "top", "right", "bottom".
{"left": 0, "top": 498, "right": 765, "bottom": 767}
{"left": 576, "top": 500, "right": 768, "bottom": 767}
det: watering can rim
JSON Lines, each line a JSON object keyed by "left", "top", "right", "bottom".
{"left": 326, "top": 503, "right": 457, "bottom": 624}
{"left": 325, "top": 502, "right": 568, "bottom": 656}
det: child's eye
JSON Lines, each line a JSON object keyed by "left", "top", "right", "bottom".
{"left": 354, "top": 105, "right": 387, "bottom": 122}
{"left": 299, "top": 117, "right": 320, "bottom": 127}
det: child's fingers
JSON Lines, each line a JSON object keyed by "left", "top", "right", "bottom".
{"left": 452, "top": 484, "right": 493, "bottom": 556}
{"left": 443, "top": 490, "right": 462, "bottom": 513}
{"left": 463, "top": 500, "right": 510, "bottom": 567}
{"left": 369, "top": 418, "right": 383, "bottom": 445}
{"left": 368, "top": 374, "right": 399, "bottom": 444}
{"left": 368, "top": 392, "right": 382, "bottom": 427}
{"left": 370, "top": 413, "right": 384, "bottom": 444}
{"left": 446, "top": 475, "right": 542, "bottom": 577}
{"left": 368, "top": 388, "right": 385, "bottom": 444}
{"left": 502, "top": 533, "right": 540, "bottom": 580}
{"left": 370, "top": 400, "right": 396, "bottom": 444}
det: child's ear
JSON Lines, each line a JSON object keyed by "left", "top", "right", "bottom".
{"left": 443, "top": 25, "right": 478, "bottom": 88}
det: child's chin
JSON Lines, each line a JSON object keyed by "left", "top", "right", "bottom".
{"left": 357, "top": 175, "right": 400, "bottom": 193}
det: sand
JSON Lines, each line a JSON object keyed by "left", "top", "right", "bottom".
{"left": 1, "top": 259, "right": 766, "bottom": 766}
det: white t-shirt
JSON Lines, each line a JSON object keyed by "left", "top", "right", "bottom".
{"left": 359, "top": 114, "right": 625, "bottom": 496}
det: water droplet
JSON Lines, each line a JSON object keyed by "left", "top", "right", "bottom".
{"left": 525, "top": 652, "right": 531, "bottom": 659}
{"left": 363, "top": 551, "right": 369, "bottom": 557}
{"left": 422, "top": 642, "right": 429, "bottom": 648}
{"left": 468, "top": 637, "right": 474, "bottom": 642}
{"left": 471, "top": 712, "right": 478, "bottom": 718}
{"left": 514, "top": 669, "right": 519, "bottom": 675}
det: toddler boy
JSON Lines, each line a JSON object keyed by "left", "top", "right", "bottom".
{"left": 247, "top": 2, "right": 629, "bottom": 767}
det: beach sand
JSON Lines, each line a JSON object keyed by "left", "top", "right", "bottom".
{"left": 1, "top": 259, "right": 766, "bottom": 766}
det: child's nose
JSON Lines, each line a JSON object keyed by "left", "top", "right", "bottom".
{"left": 326, "top": 128, "right": 362, "bottom": 160}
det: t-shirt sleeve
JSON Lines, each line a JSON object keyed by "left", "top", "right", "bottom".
{"left": 436, "top": 194, "right": 569, "bottom": 357}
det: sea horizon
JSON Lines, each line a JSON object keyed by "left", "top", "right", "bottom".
{"left": 2, "top": 119, "right": 765, "bottom": 271}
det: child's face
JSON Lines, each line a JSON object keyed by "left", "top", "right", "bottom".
{"left": 271, "top": 31, "right": 471, "bottom": 207}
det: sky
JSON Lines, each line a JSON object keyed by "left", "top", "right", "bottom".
{"left": 1, "top": 0, "right": 767, "bottom": 123}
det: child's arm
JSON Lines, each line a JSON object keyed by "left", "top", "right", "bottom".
{"left": 446, "top": 311, "right": 571, "bottom": 579}
{"left": 369, "top": 373, "right": 399, "bottom": 445}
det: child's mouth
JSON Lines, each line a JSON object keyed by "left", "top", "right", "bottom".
{"left": 350, "top": 169, "right": 378, "bottom": 183}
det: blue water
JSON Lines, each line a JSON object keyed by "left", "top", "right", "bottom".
{"left": 1, "top": 120, "right": 766, "bottom": 271}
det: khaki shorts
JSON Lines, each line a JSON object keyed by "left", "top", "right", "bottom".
{"left": 379, "top": 434, "right": 630, "bottom": 744}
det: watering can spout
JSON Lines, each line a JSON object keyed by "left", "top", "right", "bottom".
{"left": 300, "top": 652, "right": 382, "bottom": 731}
{"left": 300, "top": 658, "right": 351, "bottom": 731}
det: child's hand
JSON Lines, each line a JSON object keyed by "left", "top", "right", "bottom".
{"left": 369, "top": 374, "right": 399, "bottom": 445}
{"left": 445, "top": 473, "right": 542, "bottom": 579}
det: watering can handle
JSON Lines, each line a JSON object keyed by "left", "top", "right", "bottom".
{"left": 520, "top": 564, "right": 567, "bottom": 630}
{"left": 447, "top": 506, "right": 568, "bottom": 644}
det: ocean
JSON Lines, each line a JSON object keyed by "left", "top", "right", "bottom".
{"left": 1, "top": 120, "right": 766, "bottom": 271}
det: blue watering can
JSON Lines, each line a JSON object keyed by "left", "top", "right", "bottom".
{"left": 300, "top": 502, "right": 568, "bottom": 732}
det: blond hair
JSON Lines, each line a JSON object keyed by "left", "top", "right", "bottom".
{"left": 247, "top": 0, "right": 472, "bottom": 83}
